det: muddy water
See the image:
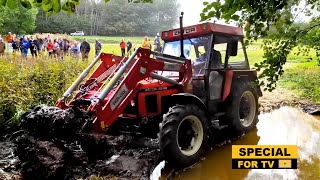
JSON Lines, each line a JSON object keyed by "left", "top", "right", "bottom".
{"left": 161, "top": 107, "right": 320, "bottom": 180}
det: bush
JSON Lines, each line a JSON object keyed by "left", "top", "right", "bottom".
{"left": 279, "top": 61, "right": 320, "bottom": 103}
{"left": 0, "top": 55, "right": 90, "bottom": 134}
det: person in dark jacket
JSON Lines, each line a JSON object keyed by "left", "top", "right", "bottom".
{"left": 126, "top": 40, "right": 132, "bottom": 57}
{"left": 63, "top": 37, "right": 69, "bottom": 56}
{"left": 29, "top": 36, "right": 38, "bottom": 60}
{"left": 80, "top": 38, "right": 90, "bottom": 60}
{"left": 95, "top": 39, "right": 102, "bottom": 57}
{"left": 0, "top": 38, "right": 5, "bottom": 57}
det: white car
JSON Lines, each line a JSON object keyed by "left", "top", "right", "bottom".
{"left": 70, "top": 31, "right": 84, "bottom": 36}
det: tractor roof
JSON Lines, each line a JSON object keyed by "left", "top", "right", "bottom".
{"left": 161, "top": 22, "right": 244, "bottom": 41}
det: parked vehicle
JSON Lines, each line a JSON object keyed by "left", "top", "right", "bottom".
{"left": 70, "top": 31, "right": 84, "bottom": 36}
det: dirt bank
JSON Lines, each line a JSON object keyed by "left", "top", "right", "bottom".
{"left": 259, "top": 88, "right": 320, "bottom": 114}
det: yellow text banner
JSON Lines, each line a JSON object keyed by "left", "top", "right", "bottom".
{"left": 232, "top": 145, "right": 298, "bottom": 159}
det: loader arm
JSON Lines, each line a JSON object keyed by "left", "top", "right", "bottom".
{"left": 89, "top": 48, "right": 192, "bottom": 132}
{"left": 56, "top": 53, "right": 132, "bottom": 109}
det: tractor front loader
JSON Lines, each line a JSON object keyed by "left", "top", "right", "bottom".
{"left": 23, "top": 13, "right": 262, "bottom": 168}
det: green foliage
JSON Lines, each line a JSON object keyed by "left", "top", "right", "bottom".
{"left": 0, "top": 0, "right": 153, "bottom": 14}
{"left": 279, "top": 61, "right": 320, "bottom": 103}
{"left": 0, "top": 57, "right": 89, "bottom": 132}
{"left": 0, "top": 4, "right": 37, "bottom": 34}
{"left": 200, "top": 0, "right": 320, "bottom": 91}
{"left": 36, "top": 0, "right": 180, "bottom": 36}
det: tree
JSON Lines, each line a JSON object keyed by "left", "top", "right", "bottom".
{"left": 35, "top": 0, "right": 180, "bottom": 36}
{"left": 0, "top": 4, "right": 38, "bottom": 34}
{"left": 200, "top": 0, "right": 320, "bottom": 91}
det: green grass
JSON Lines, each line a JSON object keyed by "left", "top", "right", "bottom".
{"left": 279, "top": 61, "right": 320, "bottom": 103}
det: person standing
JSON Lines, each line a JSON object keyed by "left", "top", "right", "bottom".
{"left": 12, "top": 37, "right": 18, "bottom": 54}
{"left": 57, "top": 37, "right": 64, "bottom": 59}
{"left": 6, "top": 32, "right": 13, "bottom": 53}
{"left": 154, "top": 33, "right": 161, "bottom": 52}
{"left": 119, "top": 39, "right": 126, "bottom": 57}
{"left": 63, "top": 37, "right": 69, "bottom": 56}
{"left": 36, "top": 35, "right": 44, "bottom": 54}
{"left": 20, "top": 37, "right": 30, "bottom": 59}
{"left": 29, "top": 36, "right": 38, "bottom": 60}
{"left": 0, "top": 38, "right": 5, "bottom": 57}
{"left": 141, "top": 36, "right": 151, "bottom": 50}
{"left": 46, "top": 39, "right": 54, "bottom": 58}
{"left": 71, "top": 40, "right": 80, "bottom": 58}
{"left": 80, "top": 38, "right": 90, "bottom": 60}
{"left": 95, "top": 39, "right": 102, "bottom": 57}
{"left": 126, "top": 39, "right": 132, "bottom": 57}
{"left": 53, "top": 39, "right": 61, "bottom": 59}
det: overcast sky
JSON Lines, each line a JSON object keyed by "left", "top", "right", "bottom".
{"left": 176, "top": 0, "right": 315, "bottom": 27}
{"left": 178, "top": 0, "right": 209, "bottom": 26}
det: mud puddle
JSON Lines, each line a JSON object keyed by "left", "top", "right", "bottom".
{"left": 154, "top": 107, "right": 320, "bottom": 180}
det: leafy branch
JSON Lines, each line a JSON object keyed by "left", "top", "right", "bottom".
{"left": 0, "top": 0, "right": 153, "bottom": 15}
{"left": 201, "top": 0, "right": 320, "bottom": 91}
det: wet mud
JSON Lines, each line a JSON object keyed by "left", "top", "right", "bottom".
{"left": 1, "top": 105, "right": 161, "bottom": 180}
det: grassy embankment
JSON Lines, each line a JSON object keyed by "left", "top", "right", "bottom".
{"left": 243, "top": 40, "right": 320, "bottom": 103}
{"left": 0, "top": 37, "right": 319, "bottom": 135}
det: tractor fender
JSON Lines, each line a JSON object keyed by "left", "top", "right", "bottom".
{"left": 223, "top": 70, "right": 262, "bottom": 100}
{"left": 171, "top": 93, "right": 208, "bottom": 112}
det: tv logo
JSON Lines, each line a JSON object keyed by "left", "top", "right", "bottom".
{"left": 232, "top": 145, "right": 298, "bottom": 169}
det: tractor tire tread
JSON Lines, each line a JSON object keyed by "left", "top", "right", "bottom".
{"left": 159, "top": 104, "right": 209, "bottom": 167}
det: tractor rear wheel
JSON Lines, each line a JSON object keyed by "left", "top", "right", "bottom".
{"left": 225, "top": 81, "right": 259, "bottom": 134}
{"left": 159, "top": 104, "right": 209, "bottom": 167}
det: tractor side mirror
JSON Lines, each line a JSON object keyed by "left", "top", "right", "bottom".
{"left": 227, "top": 39, "right": 238, "bottom": 56}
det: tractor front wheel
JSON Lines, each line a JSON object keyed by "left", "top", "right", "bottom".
{"left": 159, "top": 104, "right": 209, "bottom": 167}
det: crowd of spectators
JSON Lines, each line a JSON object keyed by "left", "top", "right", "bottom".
{"left": 0, "top": 32, "right": 103, "bottom": 61}
{"left": 0, "top": 32, "right": 162, "bottom": 60}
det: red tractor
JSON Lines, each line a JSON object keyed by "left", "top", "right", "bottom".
{"left": 54, "top": 13, "right": 262, "bottom": 167}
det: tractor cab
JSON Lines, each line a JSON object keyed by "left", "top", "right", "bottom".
{"left": 160, "top": 23, "right": 253, "bottom": 103}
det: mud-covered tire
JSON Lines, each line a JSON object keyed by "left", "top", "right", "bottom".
{"left": 159, "top": 104, "right": 209, "bottom": 167}
{"left": 225, "top": 81, "right": 259, "bottom": 134}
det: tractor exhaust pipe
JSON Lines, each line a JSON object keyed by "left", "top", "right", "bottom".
{"left": 62, "top": 53, "right": 102, "bottom": 99}
{"left": 180, "top": 12, "right": 185, "bottom": 58}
